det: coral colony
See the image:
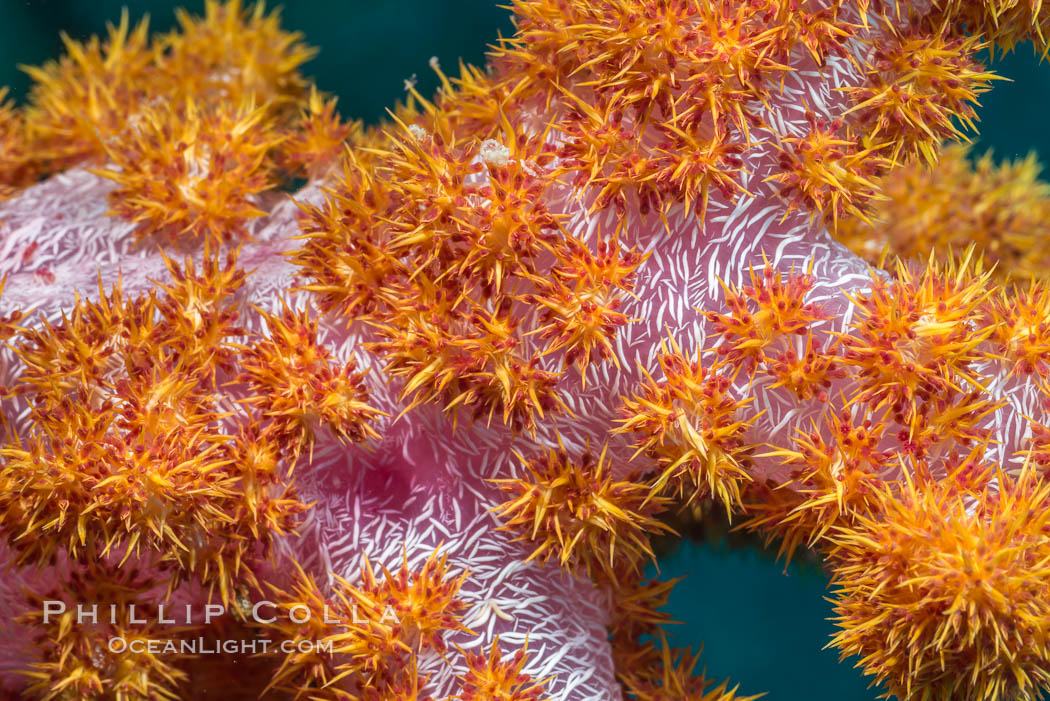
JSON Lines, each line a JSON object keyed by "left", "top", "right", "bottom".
{"left": 5, "top": 0, "right": 1050, "bottom": 699}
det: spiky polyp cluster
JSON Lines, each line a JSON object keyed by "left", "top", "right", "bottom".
{"left": 9, "top": 0, "right": 351, "bottom": 216}
{"left": 984, "top": 282, "right": 1050, "bottom": 378}
{"left": 617, "top": 338, "right": 758, "bottom": 513}
{"left": 159, "top": 0, "right": 316, "bottom": 113}
{"left": 483, "top": 2, "right": 1001, "bottom": 231}
{"left": 95, "top": 100, "right": 283, "bottom": 244}
{"left": 235, "top": 301, "right": 384, "bottom": 459}
{"left": 747, "top": 409, "right": 897, "bottom": 563}
{"left": 0, "top": 88, "right": 36, "bottom": 200}
{"left": 619, "top": 639, "right": 761, "bottom": 701}
{"left": 260, "top": 549, "right": 476, "bottom": 699}
{"left": 21, "top": 562, "right": 188, "bottom": 701}
{"left": 768, "top": 111, "right": 886, "bottom": 232}
{"left": 279, "top": 87, "right": 360, "bottom": 180}
{"left": 527, "top": 236, "right": 643, "bottom": 378}
{"left": 834, "top": 143, "right": 1050, "bottom": 286}
{"left": 826, "top": 470, "right": 1050, "bottom": 701}
{"left": 930, "top": 0, "right": 1050, "bottom": 56}
{"left": 261, "top": 567, "right": 402, "bottom": 700}
{"left": 18, "top": 10, "right": 156, "bottom": 172}
{"left": 294, "top": 123, "right": 644, "bottom": 434}
{"left": 0, "top": 263, "right": 318, "bottom": 604}
{"left": 0, "top": 247, "right": 382, "bottom": 617}
{"left": 497, "top": 0, "right": 799, "bottom": 218}
{"left": 492, "top": 442, "right": 671, "bottom": 580}
{"left": 705, "top": 261, "right": 836, "bottom": 388}
{"left": 350, "top": 550, "right": 472, "bottom": 655}
{"left": 457, "top": 638, "right": 549, "bottom": 701}
{"left": 844, "top": 17, "right": 999, "bottom": 166}
{"left": 838, "top": 250, "right": 994, "bottom": 424}
{"left": 696, "top": 247, "right": 1009, "bottom": 570}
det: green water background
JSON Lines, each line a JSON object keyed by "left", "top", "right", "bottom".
{"left": 3, "top": 2, "right": 1050, "bottom": 698}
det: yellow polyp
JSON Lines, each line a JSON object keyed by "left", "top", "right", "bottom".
{"left": 492, "top": 438, "right": 673, "bottom": 580}
{"left": 826, "top": 469, "right": 1050, "bottom": 701}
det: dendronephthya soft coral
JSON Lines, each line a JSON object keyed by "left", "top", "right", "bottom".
{"left": 1, "top": 0, "right": 1050, "bottom": 699}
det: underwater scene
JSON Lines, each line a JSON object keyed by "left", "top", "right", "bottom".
{"left": 3, "top": 1, "right": 1050, "bottom": 699}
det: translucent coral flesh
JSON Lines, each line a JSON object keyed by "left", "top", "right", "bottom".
{"left": 2, "top": 1, "right": 1050, "bottom": 700}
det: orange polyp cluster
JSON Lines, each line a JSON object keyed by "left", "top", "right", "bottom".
{"left": 7, "top": 0, "right": 338, "bottom": 229}
{"left": 0, "top": 88, "right": 35, "bottom": 200}
{"left": 749, "top": 410, "right": 892, "bottom": 561}
{"left": 279, "top": 87, "right": 360, "bottom": 180}
{"left": 763, "top": 332, "right": 846, "bottom": 402}
{"left": 503, "top": 0, "right": 786, "bottom": 121}
{"left": 708, "top": 253, "right": 1050, "bottom": 701}
{"left": 369, "top": 295, "right": 566, "bottom": 433}
{"left": 261, "top": 549, "right": 477, "bottom": 700}
{"left": 1021, "top": 419, "right": 1050, "bottom": 476}
{"left": 95, "top": 99, "right": 284, "bottom": 244}
{"left": 456, "top": 637, "right": 548, "bottom": 701}
{"left": 432, "top": 134, "right": 561, "bottom": 295}
{"left": 843, "top": 17, "right": 1001, "bottom": 166}
{"left": 261, "top": 567, "right": 387, "bottom": 700}
{"left": 984, "top": 281, "right": 1050, "bottom": 377}
{"left": 768, "top": 2, "right": 857, "bottom": 66}
{"left": 12, "top": 276, "right": 155, "bottom": 412}
{"left": 216, "top": 420, "right": 308, "bottom": 555}
{"left": 19, "top": 10, "right": 155, "bottom": 171}
{"left": 527, "top": 236, "right": 644, "bottom": 378}
{"left": 930, "top": 0, "right": 1050, "bottom": 56}
{"left": 0, "top": 268, "right": 312, "bottom": 604}
{"left": 420, "top": 59, "right": 507, "bottom": 141}
{"left": 706, "top": 261, "right": 833, "bottom": 380}
{"left": 295, "top": 118, "right": 645, "bottom": 434}
{"left": 158, "top": 0, "right": 316, "bottom": 116}
{"left": 0, "top": 223, "right": 388, "bottom": 656}
{"left": 833, "top": 143, "right": 1050, "bottom": 285}
{"left": 150, "top": 246, "right": 248, "bottom": 384}
{"left": 826, "top": 469, "right": 1050, "bottom": 701}
{"left": 21, "top": 563, "right": 189, "bottom": 701}
{"left": 333, "top": 131, "right": 563, "bottom": 418}
{"left": 349, "top": 549, "right": 472, "bottom": 655}
{"left": 837, "top": 249, "right": 994, "bottom": 423}
{"left": 492, "top": 441, "right": 671, "bottom": 580}
{"left": 494, "top": 0, "right": 798, "bottom": 219}
{"left": 292, "top": 150, "right": 396, "bottom": 319}
{"left": 768, "top": 111, "right": 886, "bottom": 232}
{"left": 235, "top": 300, "right": 385, "bottom": 460}
{"left": 357, "top": 659, "right": 433, "bottom": 701}
{"left": 19, "top": 0, "right": 313, "bottom": 175}
{"left": 619, "top": 638, "right": 761, "bottom": 701}
{"left": 901, "top": 388, "right": 999, "bottom": 460}
{"left": 617, "top": 337, "right": 759, "bottom": 513}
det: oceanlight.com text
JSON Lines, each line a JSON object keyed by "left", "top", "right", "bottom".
{"left": 107, "top": 637, "right": 335, "bottom": 655}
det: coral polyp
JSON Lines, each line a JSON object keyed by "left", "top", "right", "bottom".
{"left": 843, "top": 18, "right": 1000, "bottom": 166}
{"left": 617, "top": 338, "right": 758, "bottom": 512}
{"left": 3, "top": 0, "right": 1050, "bottom": 699}
{"left": 493, "top": 440, "right": 671, "bottom": 580}
{"left": 457, "top": 637, "right": 549, "bottom": 701}
{"left": 95, "top": 99, "right": 284, "bottom": 244}
{"left": 828, "top": 469, "right": 1050, "bottom": 701}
